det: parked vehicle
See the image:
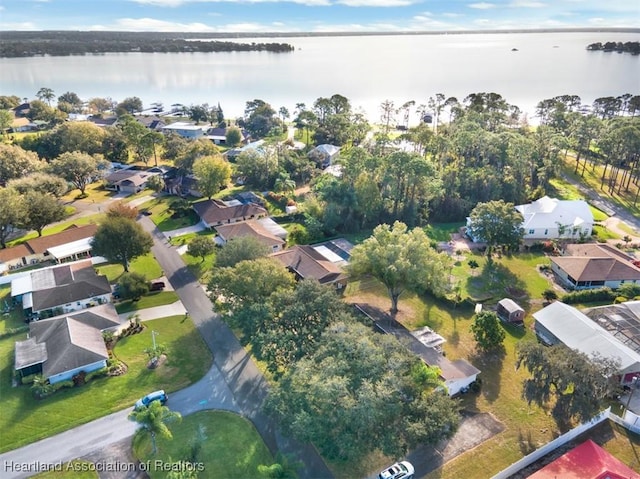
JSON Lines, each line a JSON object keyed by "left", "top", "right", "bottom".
{"left": 150, "top": 281, "right": 166, "bottom": 291}
{"left": 135, "top": 390, "right": 168, "bottom": 409}
{"left": 378, "top": 461, "right": 414, "bottom": 479}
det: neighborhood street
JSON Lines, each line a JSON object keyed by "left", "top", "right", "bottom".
{"left": 0, "top": 215, "right": 333, "bottom": 479}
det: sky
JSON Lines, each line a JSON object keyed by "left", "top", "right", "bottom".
{"left": 0, "top": 0, "right": 638, "bottom": 33}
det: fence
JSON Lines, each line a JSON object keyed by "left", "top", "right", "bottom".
{"left": 609, "top": 409, "right": 640, "bottom": 435}
{"left": 491, "top": 407, "right": 611, "bottom": 479}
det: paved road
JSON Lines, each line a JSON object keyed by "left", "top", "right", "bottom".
{"left": 139, "top": 216, "right": 333, "bottom": 478}
{"left": 0, "top": 217, "right": 332, "bottom": 479}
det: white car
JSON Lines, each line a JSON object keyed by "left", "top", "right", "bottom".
{"left": 378, "top": 461, "right": 414, "bottom": 479}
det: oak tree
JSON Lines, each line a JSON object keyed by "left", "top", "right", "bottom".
{"left": 348, "top": 221, "right": 452, "bottom": 315}
{"left": 91, "top": 217, "right": 153, "bottom": 271}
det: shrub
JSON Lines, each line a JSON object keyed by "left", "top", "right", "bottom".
{"left": 562, "top": 287, "right": 616, "bottom": 304}
{"left": 21, "top": 373, "right": 38, "bottom": 385}
{"left": 618, "top": 283, "right": 640, "bottom": 299}
{"left": 31, "top": 375, "right": 54, "bottom": 399}
{"left": 85, "top": 367, "right": 108, "bottom": 382}
{"left": 614, "top": 296, "right": 628, "bottom": 304}
{"left": 54, "top": 380, "right": 75, "bottom": 391}
{"left": 72, "top": 371, "right": 87, "bottom": 386}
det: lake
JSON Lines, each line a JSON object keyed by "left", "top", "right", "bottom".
{"left": 0, "top": 31, "right": 638, "bottom": 123}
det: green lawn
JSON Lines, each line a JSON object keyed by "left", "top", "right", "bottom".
{"left": 424, "top": 222, "right": 465, "bottom": 242}
{"left": 133, "top": 410, "right": 274, "bottom": 479}
{"left": 0, "top": 285, "right": 27, "bottom": 334}
{"left": 340, "top": 276, "right": 640, "bottom": 479}
{"left": 0, "top": 315, "right": 212, "bottom": 453}
{"left": 115, "top": 291, "right": 180, "bottom": 314}
{"left": 32, "top": 461, "right": 98, "bottom": 478}
{"left": 144, "top": 197, "right": 199, "bottom": 232}
{"left": 451, "top": 251, "right": 551, "bottom": 304}
{"left": 95, "top": 253, "right": 164, "bottom": 282}
{"left": 593, "top": 224, "right": 621, "bottom": 242}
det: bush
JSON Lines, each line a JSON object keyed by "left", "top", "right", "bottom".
{"left": 618, "top": 283, "right": 640, "bottom": 299}
{"left": 562, "top": 287, "right": 617, "bottom": 304}
{"left": 614, "top": 296, "right": 628, "bottom": 304}
{"left": 85, "top": 367, "right": 108, "bottom": 382}
{"left": 21, "top": 373, "right": 38, "bottom": 385}
{"left": 54, "top": 380, "right": 75, "bottom": 391}
{"left": 468, "top": 259, "right": 479, "bottom": 269}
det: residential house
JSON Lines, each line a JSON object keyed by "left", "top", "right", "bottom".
{"left": 161, "top": 121, "right": 205, "bottom": 139}
{"left": 270, "top": 239, "right": 354, "bottom": 288}
{"left": 550, "top": 243, "right": 640, "bottom": 290}
{"left": 309, "top": 144, "right": 340, "bottom": 169}
{"left": 104, "top": 167, "right": 160, "bottom": 193}
{"left": 355, "top": 304, "right": 480, "bottom": 397}
{"left": 533, "top": 301, "right": 640, "bottom": 386}
{"left": 496, "top": 298, "right": 525, "bottom": 325}
{"left": 527, "top": 439, "right": 638, "bottom": 479}
{"left": 193, "top": 199, "right": 268, "bottom": 228}
{"left": 14, "top": 303, "right": 121, "bottom": 384}
{"left": 88, "top": 116, "right": 118, "bottom": 128}
{"left": 137, "top": 116, "right": 166, "bottom": 131}
{"left": 516, "top": 196, "right": 593, "bottom": 240}
{"left": 225, "top": 139, "right": 265, "bottom": 160}
{"left": 12, "top": 103, "right": 30, "bottom": 118}
{"left": 466, "top": 196, "right": 594, "bottom": 242}
{"left": 215, "top": 219, "right": 286, "bottom": 252}
{"left": 206, "top": 127, "right": 247, "bottom": 145}
{"left": 11, "top": 260, "right": 112, "bottom": 320}
{"left": 0, "top": 224, "right": 98, "bottom": 273}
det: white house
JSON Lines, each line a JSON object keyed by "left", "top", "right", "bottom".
{"left": 162, "top": 121, "right": 205, "bottom": 139}
{"left": 533, "top": 301, "right": 640, "bottom": 385}
{"left": 466, "top": 196, "right": 594, "bottom": 243}
{"left": 516, "top": 196, "right": 593, "bottom": 240}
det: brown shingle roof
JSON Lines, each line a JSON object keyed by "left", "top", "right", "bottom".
{"left": 0, "top": 243, "right": 32, "bottom": 263}
{"left": 193, "top": 199, "right": 267, "bottom": 226}
{"left": 25, "top": 224, "right": 98, "bottom": 255}
{"left": 215, "top": 220, "right": 285, "bottom": 249}
{"left": 271, "top": 245, "right": 345, "bottom": 284}
{"left": 551, "top": 256, "right": 640, "bottom": 282}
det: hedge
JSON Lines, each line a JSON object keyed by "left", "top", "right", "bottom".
{"left": 561, "top": 287, "right": 617, "bottom": 304}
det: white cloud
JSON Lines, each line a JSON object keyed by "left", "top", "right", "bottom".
{"left": 131, "top": 0, "right": 331, "bottom": 6}
{"left": 0, "top": 21, "right": 38, "bottom": 30}
{"left": 509, "top": 1, "right": 546, "bottom": 7}
{"left": 468, "top": 2, "right": 496, "bottom": 9}
{"left": 337, "top": 0, "right": 419, "bottom": 6}
{"left": 114, "top": 17, "right": 218, "bottom": 31}
{"left": 442, "top": 12, "right": 463, "bottom": 18}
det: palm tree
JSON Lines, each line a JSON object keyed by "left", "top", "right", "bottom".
{"left": 128, "top": 400, "right": 181, "bottom": 455}
{"left": 274, "top": 173, "right": 296, "bottom": 197}
{"left": 36, "top": 87, "right": 55, "bottom": 106}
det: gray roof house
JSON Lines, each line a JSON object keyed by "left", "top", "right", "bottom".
{"left": 14, "top": 303, "right": 120, "bottom": 384}
{"left": 11, "top": 260, "right": 112, "bottom": 320}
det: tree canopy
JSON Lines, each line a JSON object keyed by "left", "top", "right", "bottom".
{"left": 128, "top": 400, "right": 181, "bottom": 455}
{"left": 348, "top": 221, "right": 452, "bottom": 315}
{"left": 516, "top": 341, "right": 620, "bottom": 424}
{"left": 48, "top": 151, "right": 107, "bottom": 195}
{"left": 21, "top": 191, "right": 66, "bottom": 237}
{"left": 471, "top": 311, "right": 505, "bottom": 352}
{"left": 192, "top": 155, "right": 231, "bottom": 199}
{"left": 265, "top": 321, "right": 458, "bottom": 461}
{"left": 0, "top": 143, "right": 43, "bottom": 186}
{"left": 215, "top": 235, "right": 271, "bottom": 268}
{"left": 468, "top": 200, "right": 524, "bottom": 260}
{"left": 187, "top": 235, "right": 215, "bottom": 263}
{"left": 91, "top": 217, "right": 153, "bottom": 271}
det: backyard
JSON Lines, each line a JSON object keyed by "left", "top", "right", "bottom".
{"left": 344, "top": 253, "right": 640, "bottom": 479}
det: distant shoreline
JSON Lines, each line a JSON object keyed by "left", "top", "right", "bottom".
{"left": 1, "top": 27, "right": 639, "bottom": 38}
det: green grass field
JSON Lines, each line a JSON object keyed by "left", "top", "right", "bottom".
{"left": 95, "top": 253, "right": 164, "bottom": 282}
{"left": 424, "top": 222, "right": 465, "bottom": 242}
{"left": 342, "top": 276, "right": 640, "bottom": 478}
{"left": 0, "top": 315, "right": 212, "bottom": 453}
{"left": 143, "top": 197, "right": 199, "bottom": 232}
{"left": 133, "top": 411, "right": 274, "bottom": 479}
{"left": 115, "top": 291, "right": 180, "bottom": 314}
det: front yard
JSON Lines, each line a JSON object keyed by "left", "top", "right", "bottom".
{"left": 0, "top": 315, "right": 212, "bottom": 453}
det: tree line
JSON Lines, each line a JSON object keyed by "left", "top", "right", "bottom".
{"left": 587, "top": 41, "right": 640, "bottom": 55}
{"left": 0, "top": 31, "right": 295, "bottom": 57}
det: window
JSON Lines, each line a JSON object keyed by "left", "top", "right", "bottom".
{"left": 528, "top": 229, "right": 535, "bottom": 235}
{"left": 544, "top": 229, "right": 548, "bottom": 235}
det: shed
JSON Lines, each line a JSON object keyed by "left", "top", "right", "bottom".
{"left": 496, "top": 298, "right": 525, "bottom": 325}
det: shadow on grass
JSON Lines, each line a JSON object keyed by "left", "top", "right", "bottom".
{"left": 469, "top": 347, "right": 506, "bottom": 405}
{"left": 466, "top": 260, "right": 529, "bottom": 302}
